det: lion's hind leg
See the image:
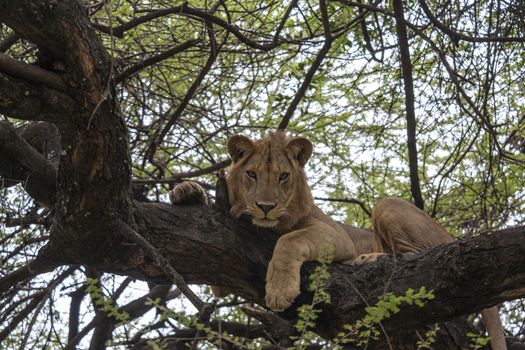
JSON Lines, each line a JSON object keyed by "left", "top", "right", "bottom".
{"left": 372, "top": 197, "right": 507, "bottom": 350}
{"left": 372, "top": 197, "right": 453, "bottom": 254}
{"left": 169, "top": 181, "right": 208, "bottom": 205}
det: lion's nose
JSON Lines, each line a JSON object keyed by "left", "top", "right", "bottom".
{"left": 256, "top": 202, "right": 276, "bottom": 214}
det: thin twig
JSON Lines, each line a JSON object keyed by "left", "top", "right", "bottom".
{"left": 314, "top": 197, "right": 371, "bottom": 217}
{"left": 132, "top": 159, "right": 230, "bottom": 184}
{"left": 116, "top": 39, "right": 201, "bottom": 83}
{"left": 277, "top": 0, "right": 333, "bottom": 130}
{"left": 419, "top": 0, "right": 525, "bottom": 43}
{"left": 145, "top": 19, "right": 219, "bottom": 165}
{"left": 92, "top": 3, "right": 287, "bottom": 51}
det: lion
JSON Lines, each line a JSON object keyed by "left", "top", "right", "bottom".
{"left": 170, "top": 131, "right": 507, "bottom": 350}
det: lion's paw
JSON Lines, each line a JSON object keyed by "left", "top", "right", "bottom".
{"left": 265, "top": 277, "right": 300, "bottom": 312}
{"left": 169, "top": 181, "right": 208, "bottom": 205}
{"left": 351, "top": 252, "right": 387, "bottom": 266}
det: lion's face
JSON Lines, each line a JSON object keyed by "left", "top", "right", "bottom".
{"left": 226, "top": 131, "right": 314, "bottom": 230}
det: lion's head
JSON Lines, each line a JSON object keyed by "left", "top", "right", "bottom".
{"left": 226, "top": 131, "right": 314, "bottom": 231}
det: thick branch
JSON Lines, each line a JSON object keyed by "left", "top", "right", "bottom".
{"left": 116, "top": 219, "right": 206, "bottom": 312}
{"left": 0, "top": 72, "right": 78, "bottom": 122}
{"left": 0, "top": 1, "right": 134, "bottom": 238}
{"left": 68, "top": 287, "right": 85, "bottom": 343}
{"left": 0, "top": 52, "right": 67, "bottom": 91}
{"left": 0, "top": 0, "right": 111, "bottom": 104}
{"left": 0, "top": 121, "right": 57, "bottom": 206}
{"left": 84, "top": 202, "right": 525, "bottom": 340}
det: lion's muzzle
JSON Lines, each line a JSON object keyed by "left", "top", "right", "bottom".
{"left": 256, "top": 202, "right": 276, "bottom": 214}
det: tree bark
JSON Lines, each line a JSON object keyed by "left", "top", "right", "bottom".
{"left": 1, "top": 1, "right": 524, "bottom": 349}
{"left": 125, "top": 204, "right": 525, "bottom": 334}
{"left": 76, "top": 200, "right": 525, "bottom": 344}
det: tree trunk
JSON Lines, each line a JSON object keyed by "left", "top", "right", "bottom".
{"left": 0, "top": 1, "right": 524, "bottom": 348}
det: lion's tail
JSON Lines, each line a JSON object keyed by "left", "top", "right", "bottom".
{"left": 481, "top": 306, "right": 507, "bottom": 350}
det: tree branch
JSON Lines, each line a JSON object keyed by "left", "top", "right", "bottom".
{"left": 314, "top": 197, "right": 372, "bottom": 217}
{"left": 146, "top": 21, "right": 219, "bottom": 166}
{"left": 0, "top": 72, "right": 78, "bottom": 122}
{"left": 0, "top": 121, "right": 58, "bottom": 207}
{"left": 76, "top": 201, "right": 525, "bottom": 341}
{"left": 115, "top": 219, "right": 206, "bottom": 312}
{"left": 0, "top": 246, "right": 61, "bottom": 298}
{"left": 18, "top": 1, "right": 132, "bottom": 200}
{"left": 0, "top": 0, "right": 112, "bottom": 104}
{"left": 0, "top": 266, "right": 76, "bottom": 343}
{"left": 92, "top": 3, "right": 286, "bottom": 51}
{"left": 65, "top": 284, "right": 174, "bottom": 350}
{"left": 130, "top": 321, "right": 266, "bottom": 349}
{"left": 115, "top": 39, "right": 202, "bottom": 83}
{"left": 277, "top": 28, "right": 332, "bottom": 128}
{"left": 0, "top": 52, "right": 67, "bottom": 91}
{"left": 392, "top": 0, "right": 425, "bottom": 210}
{"left": 0, "top": 32, "right": 19, "bottom": 53}
{"left": 131, "top": 159, "right": 231, "bottom": 185}
{"left": 67, "top": 286, "right": 85, "bottom": 343}
{"left": 418, "top": 0, "right": 525, "bottom": 43}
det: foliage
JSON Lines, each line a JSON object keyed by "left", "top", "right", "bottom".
{"left": 467, "top": 331, "right": 492, "bottom": 350}
{"left": 416, "top": 325, "right": 439, "bottom": 349}
{"left": 291, "top": 250, "right": 436, "bottom": 349}
{"left": 331, "top": 287, "right": 435, "bottom": 348}
{"left": 291, "top": 248, "right": 333, "bottom": 349}
{"left": 85, "top": 277, "right": 131, "bottom": 325}
{"left": 0, "top": 0, "right": 524, "bottom": 348}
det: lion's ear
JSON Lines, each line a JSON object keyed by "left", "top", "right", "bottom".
{"left": 227, "top": 135, "right": 254, "bottom": 162}
{"left": 286, "top": 137, "right": 313, "bottom": 167}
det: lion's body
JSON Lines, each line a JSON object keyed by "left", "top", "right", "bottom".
{"left": 340, "top": 223, "right": 383, "bottom": 256}
{"left": 170, "top": 131, "right": 507, "bottom": 350}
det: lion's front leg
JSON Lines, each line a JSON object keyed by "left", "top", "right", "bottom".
{"left": 265, "top": 237, "right": 305, "bottom": 312}
{"left": 265, "top": 226, "right": 356, "bottom": 311}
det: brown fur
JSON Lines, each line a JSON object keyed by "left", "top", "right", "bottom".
{"left": 227, "top": 131, "right": 315, "bottom": 232}
{"left": 170, "top": 132, "right": 506, "bottom": 349}
{"left": 169, "top": 181, "right": 208, "bottom": 205}
{"left": 227, "top": 131, "right": 359, "bottom": 310}
{"left": 225, "top": 132, "right": 506, "bottom": 350}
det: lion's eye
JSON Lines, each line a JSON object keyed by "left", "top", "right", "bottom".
{"left": 246, "top": 171, "right": 257, "bottom": 179}
{"left": 279, "top": 172, "right": 289, "bottom": 181}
